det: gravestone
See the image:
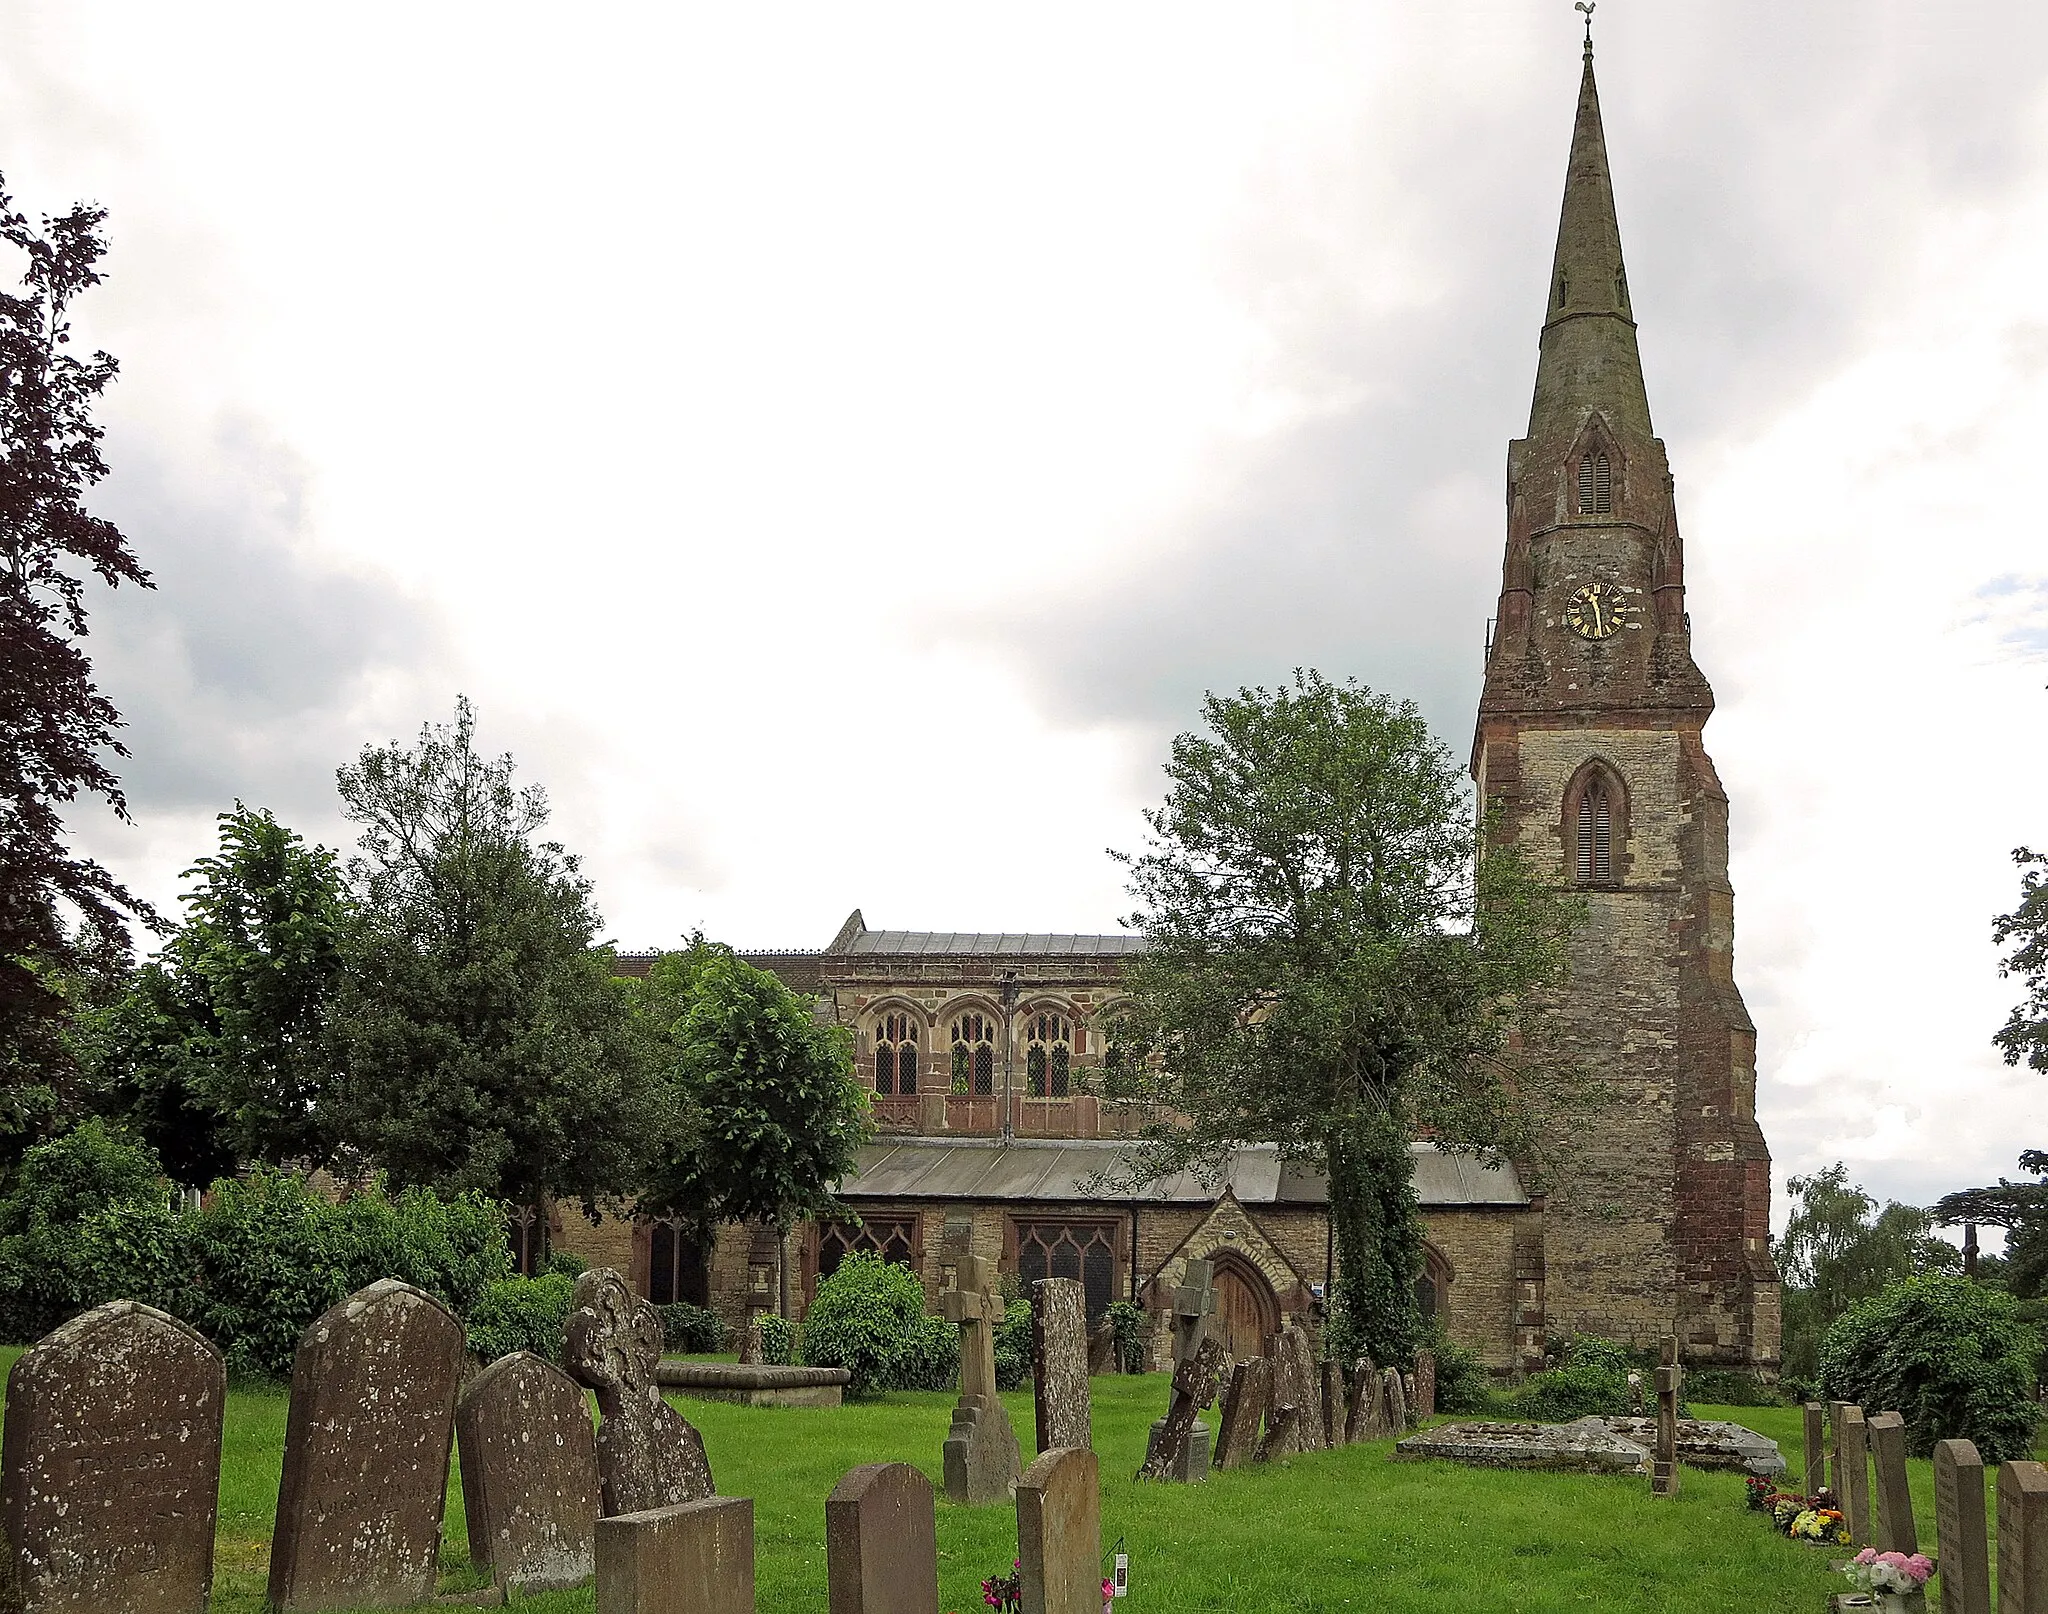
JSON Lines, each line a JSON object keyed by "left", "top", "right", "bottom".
{"left": 564, "top": 1267, "right": 716, "bottom": 1516}
{"left": 1086, "top": 1314, "right": 1118, "bottom": 1376}
{"left": 825, "top": 1462, "right": 938, "bottom": 1614}
{"left": 1999, "top": 1461, "right": 2048, "bottom": 1614}
{"left": 1270, "top": 1324, "right": 1326, "bottom": 1453}
{"left": 595, "top": 1495, "right": 753, "bottom": 1614}
{"left": 1323, "top": 1358, "right": 1349, "bottom": 1447}
{"left": 1933, "top": 1439, "right": 1989, "bottom": 1614}
{"left": 1804, "top": 1403, "right": 1828, "bottom": 1497}
{"left": 1253, "top": 1402, "right": 1300, "bottom": 1463}
{"left": 1413, "top": 1349, "right": 1436, "bottom": 1420}
{"left": 1143, "top": 1261, "right": 1219, "bottom": 1477}
{"left": 1017, "top": 1447, "right": 1100, "bottom": 1614}
{"left": 1838, "top": 1405, "right": 1870, "bottom": 1547}
{"left": 1402, "top": 1373, "right": 1418, "bottom": 1426}
{"left": 1650, "top": 1337, "right": 1681, "bottom": 1499}
{"left": 457, "top": 1350, "right": 600, "bottom": 1592}
{"left": 941, "top": 1254, "right": 1022, "bottom": 1505}
{"left": 1867, "top": 1411, "right": 1917, "bottom": 1555}
{"left": 1137, "top": 1334, "right": 1226, "bottom": 1481}
{"left": 1382, "top": 1366, "right": 1407, "bottom": 1436}
{"left": 1346, "top": 1359, "right": 1384, "bottom": 1442}
{"left": 0, "top": 1299, "right": 224, "bottom": 1614}
{"left": 1031, "top": 1278, "right": 1092, "bottom": 1453}
{"left": 1212, "top": 1356, "right": 1269, "bottom": 1470}
{"left": 269, "top": 1279, "right": 465, "bottom": 1613}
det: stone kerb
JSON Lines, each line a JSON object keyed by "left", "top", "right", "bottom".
{"left": 0, "top": 1299, "right": 225, "bottom": 1614}
{"left": 595, "top": 1495, "right": 754, "bottom": 1614}
{"left": 268, "top": 1279, "right": 466, "bottom": 1613}
{"left": 825, "top": 1462, "right": 939, "bottom": 1614}
{"left": 1017, "top": 1448, "right": 1101, "bottom": 1614}
{"left": 457, "top": 1350, "right": 601, "bottom": 1593}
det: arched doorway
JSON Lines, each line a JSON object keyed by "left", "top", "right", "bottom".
{"left": 1209, "top": 1251, "right": 1279, "bottom": 1363}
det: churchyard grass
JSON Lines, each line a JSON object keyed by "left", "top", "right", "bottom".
{"left": 0, "top": 1344, "right": 1981, "bottom": 1611}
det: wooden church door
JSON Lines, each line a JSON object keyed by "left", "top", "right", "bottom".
{"left": 1211, "top": 1255, "right": 1277, "bottom": 1362}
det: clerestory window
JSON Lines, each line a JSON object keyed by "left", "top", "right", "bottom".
{"left": 873, "top": 1010, "right": 920, "bottom": 1096}
{"left": 1023, "top": 1011, "right": 1073, "bottom": 1098}
{"left": 950, "top": 1012, "right": 997, "bottom": 1096}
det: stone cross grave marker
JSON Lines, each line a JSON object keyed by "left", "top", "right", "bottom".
{"left": 826, "top": 1462, "right": 938, "bottom": 1614}
{"left": 1867, "top": 1411, "right": 1918, "bottom": 1555}
{"left": 0, "top": 1299, "right": 224, "bottom": 1614}
{"left": 1381, "top": 1366, "right": 1407, "bottom": 1436}
{"left": 1413, "top": 1349, "right": 1437, "bottom": 1420}
{"left": 941, "top": 1253, "right": 1022, "bottom": 1505}
{"left": 565, "top": 1267, "right": 716, "bottom": 1517}
{"left": 1345, "top": 1358, "right": 1383, "bottom": 1443}
{"left": 2000, "top": 1461, "right": 2048, "bottom": 1614}
{"left": 457, "top": 1350, "right": 601, "bottom": 1594}
{"left": 595, "top": 1495, "right": 754, "bottom": 1614}
{"left": 1804, "top": 1403, "right": 1828, "bottom": 1497}
{"left": 1650, "top": 1336, "right": 1682, "bottom": 1499}
{"left": 269, "top": 1279, "right": 465, "bottom": 1613}
{"left": 1142, "top": 1260, "right": 1219, "bottom": 1478}
{"left": 1138, "top": 1334, "right": 1226, "bottom": 1481}
{"left": 1031, "top": 1277, "right": 1092, "bottom": 1454}
{"left": 1018, "top": 1447, "right": 1101, "bottom": 1614}
{"left": 1323, "top": 1358, "right": 1349, "bottom": 1447}
{"left": 1213, "top": 1356, "right": 1269, "bottom": 1470}
{"left": 1252, "top": 1401, "right": 1300, "bottom": 1464}
{"left": 1933, "top": 1439, "right": 1989, "bottom": 1614}
{"left": 1838, "top": 1405, "right": 1871, "bottom": 1547}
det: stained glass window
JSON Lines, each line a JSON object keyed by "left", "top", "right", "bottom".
{"left": 873, "top": 1011, "right": 919, "bottom": 1095}
{"left": 951, "top": 1013, "right": 996, "bottom": 1096}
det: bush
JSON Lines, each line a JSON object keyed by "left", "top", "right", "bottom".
{"left": 758, "top": 1313, "right": 795, "bottom": 1366}
{"left": 1106, "top": 1300, "right": 1147, "bottom": 1374}
{"left": 467, "top": 1272, "right": 575, "bottom": 1361}
{"left": 1502, "top": 1336, "right": 1640, "bottom": 1422}
{"left": 0, "top": 1121, "right": 174, "bottom": 1342}
{"left": 543, "top": 1249, "right": 588, "bottom": 1278}
{"left": 896, "top": 1312, "right": 960, "bottom": 1391}
{"left": 1686, "top": 1368, "right": 1782, "bottom": 1408}
{"left": 994, "top": 1297, "right": 1033, "bottom": 1391}
{"left": 1429, "top": 1331, "right": 1494, "bottom": 1414}
{"left": 1819, "top": 1274, "right": 2043, "bottom": 1461}
{"left": 799, "top": 1253, "right": 927, "bottom": 1397}
{"left": 658, "top": 1301, "right": 728, "bottom": 1355}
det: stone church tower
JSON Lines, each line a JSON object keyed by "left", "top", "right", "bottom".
{"left": 1473, "top": 39, "right": 1780, "bottom": 1368}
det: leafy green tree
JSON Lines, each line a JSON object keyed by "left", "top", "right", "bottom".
{"left": 77, "top": 805, "right": 350, "bottom": 1182}
{"left": 1933, "top": 1151, "right": 2048, "bottom": 1301}
{"left": 1102, "top": 671, "right": 1581, "bottom": 1368}
{"left": 635, "top": 940, "right": 869, "bottom": 1297}
{"left": 0, "top": 185, "right": 154, "bottom": 1140}
{"left": 325, "top": 698, "right": 658, "bottom": 1207}
{"left": 0, "top": 1118, "right": 169, "bottom": 1340}
{"left": 1775, "top": 1162, "right": 1960, "bottom": 1381}
{"left": 1994, "top": 848, "right": 2048, "bottom": 1074}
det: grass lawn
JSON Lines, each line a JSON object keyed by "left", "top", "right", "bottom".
{"left": 1, "top": 1341, "right": 1893, "bottom": 1614}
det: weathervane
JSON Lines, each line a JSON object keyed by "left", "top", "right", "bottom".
{"left": 1575, "top": 1, "right": 1595, "bottom": 53}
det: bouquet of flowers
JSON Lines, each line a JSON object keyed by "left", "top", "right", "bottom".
{"left": 1787, "top": 1505, "right": 1850, "bottom": 1546}
{"left": 1843, "top": 1548, "right": 1935, "bottom": 1598}
{"left": 968, "top": 1562, "right": 1116, "bottom": 1614}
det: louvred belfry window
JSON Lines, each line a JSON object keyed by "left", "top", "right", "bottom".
{"left": 1576, "top": 781, "right": 1614, "bottom": 885}
{"left": 1024, "top": 1011, "right": 1073, "bottom": 1097}
{"left": 1577, "top": 451, "right": 1612, "bottom": 515}
{"left": 951, "top": 1013, "right": 997, "bottom": 1096}
{"left": 873, "top": 1011, "right": 919, "bottom": 1095}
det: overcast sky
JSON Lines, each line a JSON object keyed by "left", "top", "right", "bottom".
{"left": 7, "top": 2, "right": 2046, "bottom": 1224}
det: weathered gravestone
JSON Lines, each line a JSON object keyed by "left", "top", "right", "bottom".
{"left": 1018, "top": 1447, "right": 1100, "bottom": 1614}
{"left": 1253, "top": 1402, "right": 1301, "bottom": 1464}
{"left": 1999, "top": 1461, "right": 2048, "bottom": 1614}
{"left": 0, "top": 1300, "right": 224, "bottom": 1614}
{"left": 1323, "top": 1358, "right": 1349, "bottom": 1447}
{"left": 269, "top": 1279, "right": 465, "bottom": 1613}
{"left": 564, "top": 1267, "right": 716, "bottom": 1516}
{"left": 826, "top": 1462, "right": 938, "bottom": 1614}
{"left": 1269, "top": 1322, "right": 1326, "bottom": 1454}
{"left": 1867, "top": 1411, "right": 1917, "bottom": 1555}
{"left": 1213, "top": 1357, "right": 1269, "bottom": 1470}
{"left": 1382, "top": 1366, "right": 1407, "bottom": 1437}
{"left": 457, "top": 1350, "right": 601, "bottom": 1593}
{"left": 1346, "top": 1358, "right": 1384, "bottom": 1443}
{"left": 1137, "top": 1335, "right": 1226, "bottom": 1481}
{"left": 1838, "top": 1405, "right": 1871, "bottom": 1547}
{"left": 1031, "top": 1278, "right": 1092, "bottom": 1454}
{"left": 1413, "top": 1349, "right": 1436, "bottom": 1420}
{"left": 941, "top": 1254, "right": 1022, "bottom": 1505}
{"left": 1933, "top": 1439, "right": 1989, "bottom": 1614}
{"left": 595, "top": 1495, "right": 753, "bottom": 1614}
{"left": 1804, "top": 1403, "right": 1828, "bottom": 1497}
{"left": 1650, "top": 1337, "right": 1681, "bottom": 1499}
{"left": 1086, "top": 1315, "right": 1119, "bottom": 1376}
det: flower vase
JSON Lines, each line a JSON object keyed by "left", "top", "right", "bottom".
{"left": 1876, "top": 1596, "right": 1926, "bottom": 1614}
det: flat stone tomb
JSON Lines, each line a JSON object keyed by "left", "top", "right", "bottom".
{"left": 1932, "top": 1439, "right": 1989, "bottom": 1614}
{"left": 1018, "top": 1448, "right": 1101, "bottom": 1614}
{"left": 655, "top": 1361, "right": 850, "bottom": 1408}
{"left": 941, "top": 1254, "right": 1022, "bottom": 1505}
{"left": 595, "top": 1494, "right": 754, "bottom": 1614}
{"left": 826, "top": 1462, "right": 938, "bottom": 1614}
{"left": 1397, "top": 1420, "right": 1651, "bottom": 1475}
{"left": 457, "top": 1350, "right": 601, "bottom": 1592}
{"left": 2000, "top": 1461, "right": 2048, "bottom": 1614}
{"left": 1866, "top": 1411, "right": 1917, "bottom": 1556}
{"left": 269, "top": 1279, "right": 466, "bottom": 1613}
{"left": 0, "top": 1300, "right": 225, "bottom": 1614}
{"left": 1031, "top": 1277, "right": 1092, "bottom": 1454}
{"left": 564, "top": 1267, "right": 716, "bottom": 1516}
{"left": 1597, "top": 1417, "right": 1786, "bottom": 1477}
{"left": 1212, "top": 1357, "right": 1268, "bottom": 1471}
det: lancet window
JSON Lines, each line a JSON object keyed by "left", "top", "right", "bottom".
{"left": 872, "top": 1010, "right": 920, "bottom": 1095}
{"left": 1023, "top": 1011, "right": 1073, "bottom": 1097}
{"left": 950, "top": 1012, "right": 997, "bottom": 1096}
{"left": 1575, "top": 779, "right": 1615, "bottom": 885}
{"left": 1577, "top": 451, "right": 1613, "bottom": 515}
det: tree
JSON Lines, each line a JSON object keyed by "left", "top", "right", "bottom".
{"left": 76, "top": 805, "right": 350, "bottom": 1182}
{"left": 1775, "top": 1162, "right": 1960, "bottom": 1381}
{"left": 1932, "top": 1151, "right": 2048, "bottom": 1301}
{"left": 1102, "top": 671, "right": 1581, "bottom": 1368}
{"left": 325, "top": 698, "right": 659, "bottom": 1208}
{"left": 0, "top": 183, "right": 153, "bottom": 1122}
{"left": 634, "top": 939, "right": 869, "bottom": 1312}
{"left": 1994, "top": 848, "right": 2048, "bottom": 1074}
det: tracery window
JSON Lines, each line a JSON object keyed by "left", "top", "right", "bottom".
{"left": 1577, "top": 451, "right": 1613, "bottom": 515}
{"left": 816, "top": 1216, "right": 917, "bottom": 1283}
{"left": 1575, "top": 779, "right": 1615, "bottom": 885}
{"left": 873, "top": 1010, "right": 920, "bottom": 1095}
{"left": 507, "top": 1204, "right": 548, "bottom": 1277}
{"left": 646, "top": 1219, "right": 709, "bottom": 1306}
{"left": 1415, "top": 1245, "right": 1453, "bottom": 1321}
{"left": 950, "top": 1012, "right": 997, "bottom": 1096}
{"left": 1015, "top": 1218, "right": 1119, "bottom": 1320}
{"left": 1023, "top": 1011, "right": 1073, "bottom": 1097}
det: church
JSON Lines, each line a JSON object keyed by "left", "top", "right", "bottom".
{"left": 564, "top": 38, "right": 1781, "bottom": 1377}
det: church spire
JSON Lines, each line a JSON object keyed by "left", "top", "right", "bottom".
{"left": 1527, "top": 31, "right": 1653, "bottom": 442}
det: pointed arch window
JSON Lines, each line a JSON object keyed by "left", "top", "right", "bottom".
{"left": 1577, "top": 451, "right": 1612, "bottom": 515}
{"left": 1024, "top": 1011, "right": 1073, "bottom": 1097}
{"left": 873, "top": 1011, "right": 920, "bottom": 1095}
{"left": 950, "top": 1012, "right": 997, "bottom": 1096}
{"left": 1575, "top": 779, "right": 1615, "bottom": 885}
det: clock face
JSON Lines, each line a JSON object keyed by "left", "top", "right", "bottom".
{"left": 1564, "top": 582, "right": 1629, "bottom": 640}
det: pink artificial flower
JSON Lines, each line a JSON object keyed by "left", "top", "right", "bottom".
{"left": 1853, "top": 1548, "right": 1877, "bottom": 1565}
